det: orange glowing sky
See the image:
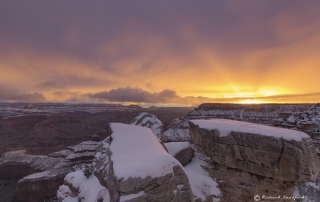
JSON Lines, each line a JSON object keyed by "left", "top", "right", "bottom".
{"left": 1, "top": 1, "right": 320, "bottom": 106}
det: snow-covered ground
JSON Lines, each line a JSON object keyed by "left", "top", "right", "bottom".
{"left": 164, "top": 141, "right": 192, "bottom": 156}
{"left": 184, "top": 152, "right": 221, "bottom": 202}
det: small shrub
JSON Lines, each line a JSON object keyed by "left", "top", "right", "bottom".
{"left": 97, "top": 195, "right": 104, "bottom": 202}
{"left": 77, "top": 196, "right": 85, "bottom": 202}
{"left": 44, "top": 197, "right": 58, "bottom": 202}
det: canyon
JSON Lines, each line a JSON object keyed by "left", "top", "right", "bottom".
{"left": 1, "top": 103, "right": 320, "bottom": 201}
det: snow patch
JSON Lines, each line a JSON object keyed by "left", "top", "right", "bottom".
{"left": 184, "top": 152, "right": 221, "bottom": 201}
{"left": 190, "top": 119, "right": 309, "bottom": 141}
{"left": 119, "top": 191, "right": 145, "bottom": 202}
{"left": 58, "top": 171, "right": 106, "bottom": 202}
{"left": 164, "top": 142, "right": 191, "bottom": 156}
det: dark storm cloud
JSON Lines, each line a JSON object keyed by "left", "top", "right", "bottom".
{"left": 89, "top": 87, "right": 178, "bottom": 103}
{"left": 0, "top": 0, "right": 310, "bottom": 64}
{"left": 1, "top": 1, "right": 320, "bottom": 104}
{"left": 0, "top": 86, "right": 45, "bottom": 102}
{"left": 68, "top": 87, "right": 320, "bottom": 105}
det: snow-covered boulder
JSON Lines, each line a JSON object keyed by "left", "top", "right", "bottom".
{"left": 130, "top": 112, "right": 165, "bottom": 141}
{"left": 189, "top": 119, "right": 320, "bottom": 202}
{"left": 189, "top": 119, "right": 319, "bottom": 181}
{"left": 164, "top": 142, "right": 194, "bottom": 166}
{"left": 57, "top": 170, "right": 107, "bottom": 202}
{"left": 93, "top": 123, "right": 194, "bottom": 202}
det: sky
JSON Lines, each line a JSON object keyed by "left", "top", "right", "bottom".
{"left": 1, "top": 0, "right": 320, "bottom": 106}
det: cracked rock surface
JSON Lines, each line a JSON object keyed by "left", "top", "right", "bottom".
{"left": 189, "top": 119, "right": 320, "bottom": 202}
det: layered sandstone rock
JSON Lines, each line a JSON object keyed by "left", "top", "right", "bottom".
{"left": 0, "top": 135, "right": 101, "bottom": 202}
{"left": 14, "top": 168, "right": 72, "bottom": 202}
{"left": 93, "top": 123, "right": 194, "bottom": 202}
{"left": 188, "top": 103, "right": 312, "bottom": 126}
{"left": 0, "top": 150, "right": 62, "bottom": 180}
{"left": 274, "top": 103, "right": 320, "bottom": 137}
{"left": 163, "top": 103, "right": 315, "bottom": 142}
{"left": 189, "top": 119, "right": 320, "bottom": 202}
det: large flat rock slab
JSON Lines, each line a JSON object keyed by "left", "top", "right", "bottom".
{"left": 189, "top": 119, "right": 320, "bottom": 182}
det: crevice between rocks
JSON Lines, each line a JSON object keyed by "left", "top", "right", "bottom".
{"left": 275, "top": 137, "right": 284, "bottom": 170}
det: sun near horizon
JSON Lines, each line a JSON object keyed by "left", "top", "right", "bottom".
{"left": 1, "top": 1, "right": 320, "bottom": 106}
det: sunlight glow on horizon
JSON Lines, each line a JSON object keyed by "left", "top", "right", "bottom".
{"left": 1, "top": 1, "right": 320, "bottom": 105}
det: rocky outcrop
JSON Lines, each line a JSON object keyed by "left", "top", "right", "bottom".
{"left": 0, "top": 134, "right": 101, "bottom": 202}
{"left": 188, "top": 103, "right": 312, "bottom": 125}
{"left": 93, "top": 123, "right": 194, "bottom": 202}
{"left": 0, "top": 150, "right": 62, "bottom": 180}
{"left": 274, "top": 103, "right": 320, "bottom": 137}
{"left": 164, "top": 142, "right": 194, "bottom": 166}
{"left": 164, "top": 104, "right": 312, "bottom": 142}
{"left": 130, "top": 112, "right": 165, "bottom": 141}
{"left": 165, "top": 103, "right": 313, "bottom": 142}
{"left": 14, "top": 168, "right": 72, "bottom": 202}
{"left": 189, "top": 119, "right": 320, "bottom": 202}
{"left": 165, "top": 118, "right": 184, "bottom": 131}
{"left": 0, "top": 150, "right": 65, "bottom": 202}
{"left": 164, "top": 120, "right": 191, "bottom": 142}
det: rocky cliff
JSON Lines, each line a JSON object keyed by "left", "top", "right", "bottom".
{"left": 164, "top": 103, "right": 320, "bottom": 145}
{"left": 54, "top": 118, "right": 320, "bottom": 202}
{"left": 274, "top": 103, "right": 320, "bottom": 137}
{"left": 189, "top": 119, "right": 320, "bottom": 202}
